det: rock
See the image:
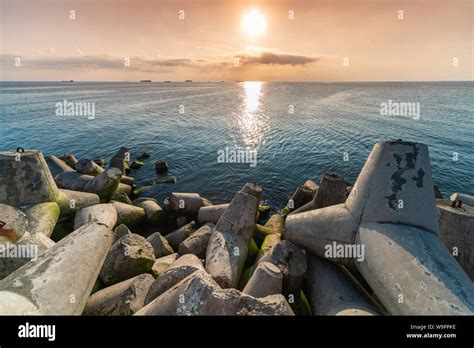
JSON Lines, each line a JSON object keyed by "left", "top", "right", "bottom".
{"left": 164, "top": 221, "right": 196, "bottom": 250}
{"left": 75, "top": 159, "right": 105, "bottom": 176}
{"left": 154, "top": 160, "right": 168, "bottom": 173}
{"left": 110, "top": 191, "right": 133, "bottom": 205}
{"left": 146, "top": 232, "right": 174, "bottom": 258}
{"left": 46, "top": 155, "right": 75, "bottom": 177}
{"left": 290, "top": 172, "right": 347, "bottom": 215}
{"left": 151, "top": 253, "right": 179, "bottom": 277}
{"left": 83, "top": 273, "right": 154, "bottom": 316}
{"left": 178, "top": 222, "right": 214, "bottom": 258}
{"left": 111, "top": 201, "right": 146, "bottom": 226}
{"left": 74, "top": 203, "right": 118, "bottom": 230}
{"left": 197, "top": 203, "right": 229, "bottom": 224}
{"left": 93, "top": 158, "right": 105, "bottom": 167}
{"left": 284, "top": 140, "right": 474, "bottom": 315}
{"left": 437, "top": 200, "right": 474, "bottom": 280}
{"left": 0, "top": 204, "right": 28, "bottom": 244}
{"left": 84, "top": 168, "right": 122, "bottom": 201}
{"left": 157, "top": 176, "right": 177, "bottom": 184}
{"left": 166, "top": 192, "right": 212, "bottom": 215}
{"left": 206, "top": 185, "right": 258, "bottom": 288}
{"left": 0, "top": 222, "right": 114, "bottom": 314}
{"left": 99, "top": 233, "right": 155, "bottom": 286}
{"left": 144, "top": 254, "right": 205, "bottom": 304}
{"left": 243, "top": 262, "right": 283, "bottom": 298}
{"left": 135, "top": 270, "right": 294, "bottom": 316}
{"left": 306, "top": 254, "right": 380, "bottom": 315}
{"left": 24, "top": 202, "right": 60, "bottom": 237}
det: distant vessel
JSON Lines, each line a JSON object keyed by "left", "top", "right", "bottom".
{"left": 61, "top": 80, "right": 74, "bottom": 82}
{"left": 185, "top": 80, "right": 192, "bottom": 83}
{"left": 140, "top": 80, "right": 152, "bottom": 82}
{"left": 164, "top": 80, "right": 171, "bottom": 83}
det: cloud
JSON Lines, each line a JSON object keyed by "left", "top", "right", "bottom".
{"left": 236, "top": 52, "right": 318, "bottom": 66}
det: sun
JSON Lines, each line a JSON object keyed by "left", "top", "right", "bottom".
{"left": 242, "top": 10, "right": 267, "bottom": 38}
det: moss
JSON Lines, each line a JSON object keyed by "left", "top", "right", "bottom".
{"left": 130, "top": 161, "right": 144, "bottom": 169}
{"left": 300, "top": 291, "right": 312, "bottom": 316}
{"left": 280, "top": 205, "right": 290, "bottom": 217}
{"left": 252, "top": 224, "right": 277, "bottom": 247}
{"left": 245, "top": 238, "right": 258, "bottom": 268}
{"left": 237, "top": 266, "right": 254, "bottom": 290}
{"left": 157, "top": 176, "right": 177, "bottom": 184}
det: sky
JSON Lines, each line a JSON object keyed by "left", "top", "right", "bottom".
{"left": 0, "top": 0, "right": 472, "bottom": 81}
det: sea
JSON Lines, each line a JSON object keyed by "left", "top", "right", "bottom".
{"left": 1, "top": 81, "right": 472, "bottom": 211}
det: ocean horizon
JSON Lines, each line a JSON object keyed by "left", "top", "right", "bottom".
{"left": 1, "top": 80, "right": 473, "bottom": 211}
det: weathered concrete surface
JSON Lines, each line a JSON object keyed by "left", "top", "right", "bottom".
{"left": 0, "top": 204, "right": 28, "bottom": 244}
{"left": 206, "top": 187, "right": 258, "bottom": 288}
{"left": 84, "top": 168, "right": 122, "bottom": 201}
{"left": 176, "top": 215, "right": 191, "bottom": 228}
{"left": 356, "top": 222, "right": 474, "bottom": 315}
{"left": 58, "top": 154, "right": 78, "bottom": 168}
{"left": 284, "top": 141, "right": 474, "bottom": 315}
{"left": 151, "top": 253, "right": 179, "bottom": 278}
{"left": 450, "top": 192, "right": 474, "bottom": 207}
{"left": 255, "top": 234, "right": 281, "bottom": 263}
{"left": 197, "top": 204, "right": 229, "bottom": 224}
{"left": 243, "top": 262, "right": 283, "bottom": 298}
{"left": 290, "top": 172, "right": 346, "bottom": 215}
{"left": 24, "top": 202, "right": 60, "bottom": 237}
{"left": 264, "top": 214, "right": 285, "bottom": 234}
{"left": 75, "top": 159, "right": 105, "bottom": 176}
{"left": 0, "top": 222, "right": 114, "bottom": 315}
{"left": 55, "top": 171, "right": 93, "bottom": 191}
{"left": 135, "top": 270, "right": 294, "bottom": 316}
{"left": 113, "top": 224, "right": 132, "bottom": 242}
{"left": 56, "top": 188, "right": 100, "bottom": 217}
{"left": 178, "top": 222, "right": 214, "bottom": 258}
{"left": 258, "top": 240, "right": 307, "bottom": 307}
{"left": 83, "top": 273, "right": 154, "bottom": 315}
{"left": 0, "top": 150, "right": 60, "bottom": 207}
{"left": 74, "top": 203, "right": 118, "bottom": 230}
{"left": 109, "top": 147, "right": 130, "bottom": 174}
{"left": 289, "top": 184, "right": 316, "bottom": 211}
{"left": 46, "top": 155, "right": 75, "bottom": 177}
{"left": 146, "top": 232, "right": 174, "bottom": 258}
{"left": 144, "top": 254, "right": 205, "bottom": 304}
{"left": 437, "top": 201, "right": 474, "bottom": 279}
{"left": 164, "top": 221, "right": 196, "bottom": 250}
{"left": 166, "top": 192, "right": 213, "bottom": 215}
{"left": 134, "top": 199, "right": 165, "bottom": 225}
{"left": 306, "top": 254, "right": 380, "bottom": 315}
{"left": 0, "top": 231, "right": 54, "bottom": 280}
{"left": 99, "top": 233, "right": 155, "bottom": 286}
{"left": 111, "top": 201, "right": 145, "bottom": 226}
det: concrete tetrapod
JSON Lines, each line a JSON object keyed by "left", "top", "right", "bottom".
{"left": 450, "top": 193, "right": 474, "bottom": 208}
{"left": 166, "top": 192, "right": 213, "bottom": 215}
{"left": 0, "top": 204, "right": 28, "bottom": 244}
{"left": 306, "top": 254, "right": 380, "bottom": 315}
{"left": 436, "top": 199, "right": 474, "bottom": 280}
{"left": 83, "top": 273, "right": 154, "bottom": 316}
{"left": 197, "top": 203, "right": 229, "bottom": 224}
{"left": 289, "top": 172, "right": 346, "bottom": 215}
{"left": 0, "top": 222, "right": 114, "bottom": 315}
{"left": 284, "top": 140, "right": 474, "bottom": 315}
{"left": 136, "top": 270, "right": 294, "bottom": 316}
{"left": 0, "top": 149, "right": 100, "bottom": 217}
{"left": 74, "top": 203, "right": 118, "bottom": 230}
{"left": 206, "top": 184, "right": 258, "bottom": 288}
{"left": 24, "top": 202, "right": 60, "bottom": 237}
{"left": 242, "top": 261, "right": 283, "bottom": 298}
{"left": 46, "top": 155, "right": 75, "bottom": 177}
{"left": 178, "top": 222, "right": 214, "bottom": 258}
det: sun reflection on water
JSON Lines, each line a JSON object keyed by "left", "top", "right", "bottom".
{"left": 236, "top": 81, "right": 269, "bottom": 149}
